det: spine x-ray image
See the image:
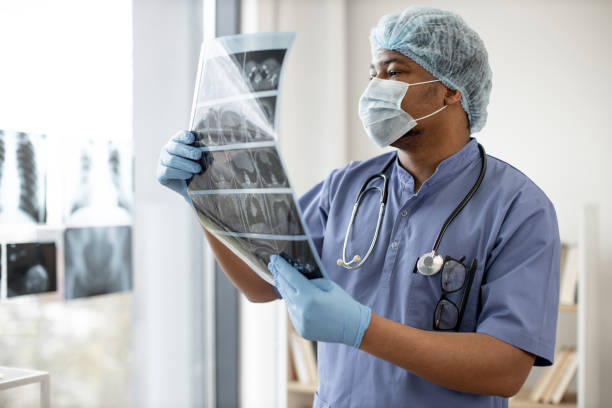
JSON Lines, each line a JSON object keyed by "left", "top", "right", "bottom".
{"left": 6, "top": 242, "right": 57, "bottom": 297}
{"left": 64, "top": 226, "right": 132, "bottom": 299}
{"left": 0, "top": 130, "right": 47, "bottom": 224}
{"left": 186, "top": 32, "right": 324, "bottom": 284}
{"left": 64, "top": 139, "right": 133, "bottom": 226}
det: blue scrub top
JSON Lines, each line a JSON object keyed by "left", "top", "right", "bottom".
{"left": 276, "top": 138, "right": 560, "bottom": 408}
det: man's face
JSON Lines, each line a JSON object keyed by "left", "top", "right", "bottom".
{"left": 368, "top": 49, "right": 446, "bottom": 146}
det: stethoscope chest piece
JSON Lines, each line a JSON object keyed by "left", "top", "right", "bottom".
{"left": 417, "top": 251, "right": 444, "bottom": 276}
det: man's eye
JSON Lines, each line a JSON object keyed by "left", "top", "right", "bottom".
{"left": 389, "top": 71, "right": 399, "bottom": 77}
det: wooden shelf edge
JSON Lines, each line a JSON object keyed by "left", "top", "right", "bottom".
{"left": 559, "top": 303, "right": 577, "bottom": 313}
{"left": 287, "top": 381, "right": 317, "bottom": 394}
{"left": 510, "top": 388, "right": 577, "bottom": 407}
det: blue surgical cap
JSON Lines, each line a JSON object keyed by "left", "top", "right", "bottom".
{"left": 369, "top": 7, "right": 492, "bottom": 133}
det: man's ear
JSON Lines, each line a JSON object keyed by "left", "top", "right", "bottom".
{"left": 444, "top": 88, "right": 462, "bottom": 105}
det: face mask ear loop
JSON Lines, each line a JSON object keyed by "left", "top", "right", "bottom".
{"left": 414, "top": 104, "right": 448, "bottom": 121}
{"left": 410, "top": 79, "right": 441, "bottom": 86}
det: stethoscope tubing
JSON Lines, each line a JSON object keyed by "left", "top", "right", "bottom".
{"left": 431, "top": 143, "right": 487, "bottom": 253}
{"left": 338, "top": 143, "right": 487, "bottom": 271}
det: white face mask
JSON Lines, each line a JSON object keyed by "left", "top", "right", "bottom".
{"left": 358, "top": 77, "right": 448, "bottom": 148}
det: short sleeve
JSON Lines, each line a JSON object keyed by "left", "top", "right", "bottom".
{"left": 273, "top": 169, "right": 338, "bottom": 299}
{"left": 476, "top": 185, "right": 561, "bottom": 366}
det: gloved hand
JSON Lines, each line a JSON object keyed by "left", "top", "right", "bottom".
{"left": 268, "top": 254, "right": 372, "bottom": 348}
{"left": 157, "top": 130, "right": 203, "bottom": 204}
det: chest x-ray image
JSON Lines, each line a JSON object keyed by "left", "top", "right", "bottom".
{"left": 0, "top": 130, "right": 47, "bottom": 224}
{"left": 186, "top": 32, "right": 325, "bottom": 283}
{"left": 64, "top": 226, "right": 132, "bottom": 299}
{"left": 64, "top": 138, "right": 133, "bottom": 226}
{"left": 6, "top": 242, "right": 57, "bottom": 297}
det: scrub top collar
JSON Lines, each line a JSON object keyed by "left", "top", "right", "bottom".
{"left": 391, "top": 137, "right": 481, "bottom": 195}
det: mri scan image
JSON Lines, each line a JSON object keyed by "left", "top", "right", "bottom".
{"left": 193, "top": 107, "right": 224, "bottom": 146}
{"left": 192, "top": 193, "right": 225, "bottom": 233}
{"left": 187, "top": 32, "right": 325, "bottom": 282}
{"left": 6, "top": 242, "right": 57, "bottom": 297}
{"left": 243, "top": 237, "right": 279, "bottom": 275}
{"left": 193, "top": 97, "right": 276, "bottom": 148}
{"left": 251, "top": 147, "right": 288, "bottom": 188}
{"left": 239, "top": 193, "right": 270, "bottom": 235}
{"left": 0, "top": 130, "right": 47, "bottom": 224}
{"left": 198, "top": 54, "right": 252, "bottom": 102}
{"left": 188, "top": 147, "right": 289, "bottom": 193}
{"left": 191, "top": 192, "right": 219, "bottom": 222}
{"left": 205, "top": 150, "right": 235, "bottom": 189}
{"left": 228, "top": 149, "right": 260, "bottom": 188}
{"left": 253, "top": 96, "right": 276, "bottom": 129}
{"left": 220, "top": 105, "right": 248, "bottom": 144}
{"left": 197, "top": 48, "right": 286, "bottom": 100}
{"left": 264, "top": 194, "right": 304, "bottom": 235}
{"left": 243, "top": 49, "right": 286, "bottom": 92}
{"left": 64, "top": 226, "right": 132, "bottom": 299}
{"left": 188, "top": 150, "right": 236, "bottom": 191}
{"left": 215, "top": 194, "right": 247, "bottom": 234}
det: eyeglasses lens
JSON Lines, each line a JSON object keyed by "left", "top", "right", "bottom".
{"left": 441, "top": 259, "right": 466, "bottom": 292}
{"left": 434, "top": 299, "right": 459, "bottom": 330}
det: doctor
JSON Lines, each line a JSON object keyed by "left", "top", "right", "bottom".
{"left": 158, "top": 6, "right": 560, "bottom": 407}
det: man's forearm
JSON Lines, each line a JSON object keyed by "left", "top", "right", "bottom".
{"left": 202, "top": 226, "right": 277, "bottom": 303}
{"left": 359, "top": 313, "right": 535, "bottom": 397}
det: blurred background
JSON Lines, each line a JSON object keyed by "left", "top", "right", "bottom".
{"left": 0, "top": 0, "right": 610, "bottom": 407}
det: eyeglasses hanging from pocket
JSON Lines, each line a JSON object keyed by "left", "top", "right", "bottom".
{"left": 413, "top": 255, "right": 477, "bottom": 331}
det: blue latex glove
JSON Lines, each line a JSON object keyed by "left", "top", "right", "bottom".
{"left": 156, "top": 130, "right": 203, "bottom": 204}
{"left": 268, "top": 254, "right": 372, "bottom": 348}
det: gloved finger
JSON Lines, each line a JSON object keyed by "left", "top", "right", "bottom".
{"left": 273, "top": 276, "right": 291, "bottom": 301}
{"left": 309, "top": 277, "right": 334, "bottom": 292}
{"left": 269, "top": 255, "right": 314, "bottom": 296}
{"left": 161, "top": 150, "right": 202, "bottom": 173}
{"left": 274, "top": 271, "right": 298, "bottom": 299}
{"left": 171, "top": 130, "right": 195, "bottom": 145}
{"left": 159, "top": 166, "right": 193, "bottom": 183}
{"left": 166, "top": 140, "right": 202, "bottom": 161}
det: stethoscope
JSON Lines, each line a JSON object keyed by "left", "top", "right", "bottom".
{"left": 337, "top": 143, "right": 487, "bottom": 275}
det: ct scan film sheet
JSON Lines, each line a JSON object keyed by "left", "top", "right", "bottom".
{"left": 187, "top": 32, "right": 324, "bottom": 284}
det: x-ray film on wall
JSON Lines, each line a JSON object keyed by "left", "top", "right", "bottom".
{"left": 0, "top": 130, "right": 47, "bottom": 225}
{"left": 64, "top": 226, "right": 132, "bottom": 299}
{"left": 63, "top": 138, "right": 133, "bottom": 227}
{"left": 7, "top": 242, "right": 57, "bottom": 298}
{"left": 186, "top": 32, "right": 324, "bottom": 284}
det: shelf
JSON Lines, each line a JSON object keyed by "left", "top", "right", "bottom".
{"left": 559, "top": 303, "right": 577, "bottom": 313}
{"left": 287, "top": 381, "right": 317, "bottom": 394}
{"left": 509, "top": 388, "right": 577, "bottom": 407}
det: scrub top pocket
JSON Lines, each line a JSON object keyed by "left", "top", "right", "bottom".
{"left": 405, "top": 261, "right": 480, "bottom": 333}
{"left": 405, "top": 267, "right": 442, "bottom": 330}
